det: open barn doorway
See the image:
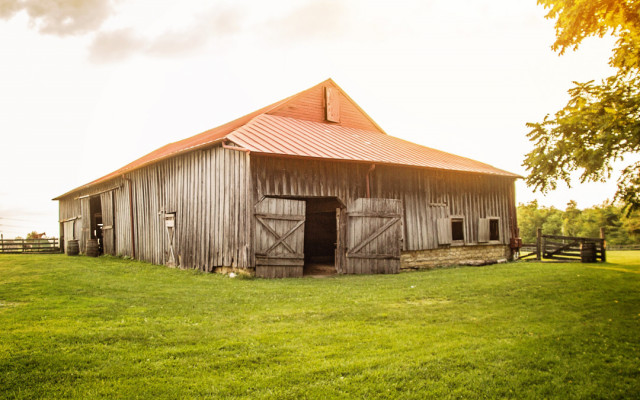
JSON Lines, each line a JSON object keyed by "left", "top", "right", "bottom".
{"left": 89, "top": 195, "right": 103, "bottom": 255}
{"left": 303, "top": 197, "right": 342, "bottom": 276}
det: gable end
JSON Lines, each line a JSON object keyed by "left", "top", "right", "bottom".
{"left": 268, "top": 80, "right": 384, "bottom": 133}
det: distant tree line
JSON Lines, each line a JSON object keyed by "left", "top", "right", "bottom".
{"left": 517, "top": 200, "right": 640, "bottom": 245}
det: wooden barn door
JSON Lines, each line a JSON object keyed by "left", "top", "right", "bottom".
{"left": 335, "top": 207, "right": 347, "bottom": 274}
{"left": 345, "top": 198, "right": 403, "bottom": 274}
{"left": 100, "top": 191, "right": 116, "bottom": 255}
{"left": 80, "top": 197, "right": 91, "bottom": 254}
{"left": 254, "top": 197, "right": 306, "bottom": 278}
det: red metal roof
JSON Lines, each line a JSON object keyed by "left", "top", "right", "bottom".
{"left": 53, "top": 87, "right": 298, "bottom": 199}
{"left": 54, "top": 79, "right": 518, "bottom": 199}
{"left": 229, "top": 114, "right": 519, "bottom": 177}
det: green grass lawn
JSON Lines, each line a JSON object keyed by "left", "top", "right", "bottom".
{"left": 1, "top": 252, "right": 639, "bottom": 399}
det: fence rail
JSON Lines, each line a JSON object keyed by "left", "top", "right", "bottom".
{"left": 607, "top": 244, "right": 640, "bottom": 251}
{"left": 0, "top": 238, "right": 60, "bottom": 254}
{"left": 518, "top": 228, "right": 605, "bottom": 262}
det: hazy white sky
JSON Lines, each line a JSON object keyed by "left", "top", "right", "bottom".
{"left": 0, "top": 0, "right": 625, "bottom": 238}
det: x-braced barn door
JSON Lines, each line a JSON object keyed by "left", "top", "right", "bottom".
{"left": 345, "top": 198, "right": 403, "bottom": 274}
{"left": 254, "top": 197, "right": 306, "bottom": 278}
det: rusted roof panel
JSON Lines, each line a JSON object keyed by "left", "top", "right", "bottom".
{"left": 228, "top": 114, "right": 519, "bottom": 177}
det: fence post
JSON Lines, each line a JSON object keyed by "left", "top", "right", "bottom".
{"left": 0, "top": 233, "right": 3, "bottom": 253}
{"left": 536, "top": 228, "right": 542, "bottom": 261}
{"left": 600, "top": 227, "right": 606, "bottom": 262}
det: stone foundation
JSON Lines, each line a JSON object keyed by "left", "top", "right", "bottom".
{"left": 401, "top": 244, "right": 511, "bottom": 270}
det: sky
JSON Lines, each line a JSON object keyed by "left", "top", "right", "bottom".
{"left": 0, "top": 0, "right": 628, "bottom": 238}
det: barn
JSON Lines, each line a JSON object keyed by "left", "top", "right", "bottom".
{"left": 54, "top": 79, "right": 521, "bottom": 278}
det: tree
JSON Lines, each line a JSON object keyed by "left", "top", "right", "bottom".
{"left": 517, "top": 200, "right": 543, "bottom": 243}
{"left": 562, "top": 200, "right": 582, "bottom": 236}
{"left": 579, "top": 202, "right": 627, "bottom": 243}
{"left": 26, "top": 231, "right": 46, "bottom": 240}
{"left": 542, "top": 211, "right": 564, "bottom": 236}
{"left": 517, "top": 200, "right": 564, "bottom": 242}
{"left": 524, "top": 0, "right": 640, "bottom": 215}
{"left": 517, "top": 200, "right": 640, "bottom": 245}
{"left": 622, "top": 209, "right": 640, "bottom": 241}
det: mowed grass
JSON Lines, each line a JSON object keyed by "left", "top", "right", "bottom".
{"left": 0, "top": 253, "right": 639, "bottom": 399}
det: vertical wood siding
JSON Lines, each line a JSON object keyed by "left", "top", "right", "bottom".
{"left": 345, "top": 198, "right": 403, "bottom": 274}
{"left": 251, "top": 156, "right": 516, "bottom": 253}
{"left": 57, "top": 146, "right": 251, "bottom": 270}
{"left": 58, "top": 152, "right": 515, "bottom": 272}
{"left": 371, "top": 166, "right": 515, "bottom": 250}
{"left": 100, "top": 191, "right": 115, "bottom": 255}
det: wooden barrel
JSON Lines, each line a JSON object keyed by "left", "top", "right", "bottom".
{"left": 580, "top": 241, "right": 596, "bottom": 263}
{"left": 66, "top": 240, "right": 79, "bottom": 256}
{"left": 86, "top": 239, "right": 100, "bottom": 257}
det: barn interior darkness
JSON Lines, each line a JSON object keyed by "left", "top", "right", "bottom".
{"left": 89, "top": 195, "right": 103, "bottom": 253}
{"left": 303, "top": 197, "right": 341, "bottom": 275}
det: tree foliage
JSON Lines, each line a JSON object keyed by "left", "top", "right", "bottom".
{"left": 517, "top": 200, "right": 640, "bottom": 244}
{"left": 525, "top": 0, "right": 640, "bottom": 214}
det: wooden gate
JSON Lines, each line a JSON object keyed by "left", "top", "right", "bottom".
{"left": 519, "top": 229, "right": 606, "bottom": 262}
{"left": 254, "top": 197, "right": 306, "bottom": 278}
{"left": 345, "top": 198, "right": 403, "bottom": 274}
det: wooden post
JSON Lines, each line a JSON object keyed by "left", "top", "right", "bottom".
{"left": 536, "top": 228, "right": 542, "bottom": 261}
{"left": 600, "top": 227, "right": 606, "bottom": 262}
{"left": 1, "top": 233, "right": 3, "bottom": 253}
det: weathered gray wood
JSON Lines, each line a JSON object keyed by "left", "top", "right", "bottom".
{"left": 478, "top": 218, "right": 490, "bottom": 243}
{"left": 255, "top": 257, "right": 304, "bottom": 265}
{"left": 100, "top": 191, "right": 115, "bottom": 255}
{"left": 344, "top": 198, "right": 402, "bottom": 274}
{"left": 437, "top": 218, "right": 451, "bottom": 245}
{"left": 256, "top": 265, "right": 303, "bottom": 278}
{"left": 251, "top": 157, "right": 516, "bottom": 253}
{"left": 56, "top": 144, "right": 517, "bottom": 276}
{"left": 80, "top": 197, "right": 91, "bottom": 254}
{"left": 348, "top": 217, "right": 401, "bottom": 255}
{"left": 254, "top": 197, "right": 305, "bottom": 278}
{"left": 57, "top": 145, "right": 252, "bottom": 270}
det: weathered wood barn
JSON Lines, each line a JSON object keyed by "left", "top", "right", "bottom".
{"left": 54, "top": 79, "right": 520, "bottom": 278}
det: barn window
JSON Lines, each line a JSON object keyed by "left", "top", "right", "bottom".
{"left": 489, "top": 218, "right": 500, "bottom": 241}
{"left": 451, "top": 218, "right": 464, "bottom": 242}
{"left": 478, "top": 217, "right": 500, "bottom": 243}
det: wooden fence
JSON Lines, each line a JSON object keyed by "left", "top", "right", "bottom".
{"left": 0, "top": 237, "right": 61, "bottom": 254}
{"left": 607, "top": 244, "right": 640, "bottom": 251}
{"left": 519, "top": 228, "right": 605, "bottom": 262}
